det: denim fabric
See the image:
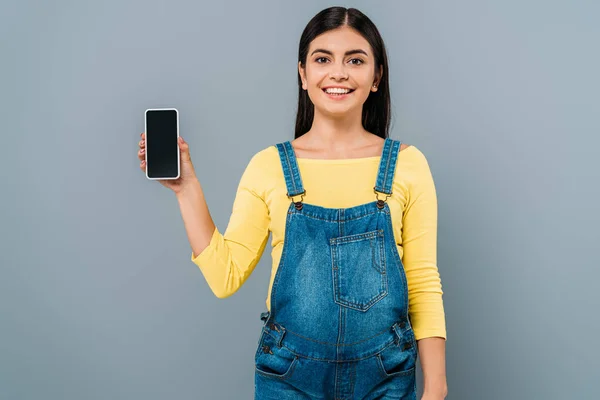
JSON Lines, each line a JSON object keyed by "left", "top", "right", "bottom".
{"left": 255, "top": 139, "right": 417, "bottom": 400}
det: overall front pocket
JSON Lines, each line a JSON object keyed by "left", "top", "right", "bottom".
{"left": 330, "top": 229, "right": 388, "bottom": 312}
{"left": 375, "top": 331, "right": 418, "bottom": 378}
{"left": 255, "top": 332, "right": 298, "bottom": 380}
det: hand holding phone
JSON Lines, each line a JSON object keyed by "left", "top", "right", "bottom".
{"left": 138, "top": 108, "right": 198, "bottom": 194}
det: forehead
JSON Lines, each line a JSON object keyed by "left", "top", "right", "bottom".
{"left": 308, "top": 26, "right": 372, "bottom": 56}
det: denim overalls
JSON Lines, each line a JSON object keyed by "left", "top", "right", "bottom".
{"left": 254, "top": 138, "right": 418, "bottom": 400}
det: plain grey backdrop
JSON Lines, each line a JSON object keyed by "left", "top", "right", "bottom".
{"left": 1, "top": 0, "right": 598, "bottom": 399}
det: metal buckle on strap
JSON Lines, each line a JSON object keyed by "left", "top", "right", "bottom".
{"left": 373, "top": 187, "right": 392, "bottom": 209}
{"left": 260, "top": 311, "right": 270, "bottom": 322}
{"left": 286, "top": 190, "right": 306, "bottom": 210}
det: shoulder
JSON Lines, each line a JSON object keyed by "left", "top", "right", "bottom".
{"left": 244, "top": 145, "right": 279, "bottom": 166}
{"left": 398, "top": 143, "right": 428, "bottom": 163}
{"left": 240, "top": 145, "right": 281, "bottom": 181}
{"left": 394, "top": 141, "right": 416, "bottom": 156}
{"left": 236, "top": 146, "right": 282, "bottom": 198}
{"left": 396, "top": 144, "right": 434, "bottom": 182}
{"left": 389, "top": 144, "right": 437, "bottom": 204}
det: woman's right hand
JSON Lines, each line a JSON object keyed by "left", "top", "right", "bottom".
{"left": 138, "top": 132, "right": 199, "bottom": 195}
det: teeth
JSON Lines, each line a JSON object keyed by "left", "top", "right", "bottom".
{"left": 325, "top": 88, "right": 351, "bottom": 94}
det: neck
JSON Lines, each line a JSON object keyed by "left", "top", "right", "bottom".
{"left": 305, "top": 108, "right": 371, "bottom": 148}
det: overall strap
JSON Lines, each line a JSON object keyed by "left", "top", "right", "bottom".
{"left": 275, "top": 141, "right": 306, "bottom": 209}
{"left": 373, "top": 138, "right": 401, "bottom": 208}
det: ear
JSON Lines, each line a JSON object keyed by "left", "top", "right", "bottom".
{"left": 298, "top": 61, "right": 307, "bottom": 90}
{"left": 372, "top": 65, "right": 383, "bottom": 92}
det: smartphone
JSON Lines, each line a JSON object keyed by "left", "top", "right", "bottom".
{"left": 144, "top": 108, "right": 180, "bottom": 180}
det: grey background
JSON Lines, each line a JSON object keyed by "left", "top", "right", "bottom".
{"left": 1, "top": 0, "right": 598, "bottom": 399}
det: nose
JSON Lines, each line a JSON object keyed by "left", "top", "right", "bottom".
{"left": 329, "top": 63, "right": 348, "bottom": 80}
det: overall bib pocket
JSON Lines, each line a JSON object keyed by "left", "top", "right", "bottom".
{"left": 330, "top": 229, "right": 388, "bottom": 312}
{"left": 255, "top": 331, "right": 298, "bottom": 380}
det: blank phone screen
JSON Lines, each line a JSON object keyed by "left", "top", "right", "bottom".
{"left": 145, "top": 109, "right": 179, "bottom": 179}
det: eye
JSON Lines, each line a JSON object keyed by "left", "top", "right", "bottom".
{"left": 315, "top": 57, "right": 329, "bottom": 63}
{"left": 348, "top": 58, "right": 364, "bottom": 65}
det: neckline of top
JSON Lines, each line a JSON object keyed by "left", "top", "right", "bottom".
{"left": 276, "top": 143, "right": 413, "bottom": 163}
{"left": 296, "top": 155, "right": 382, "bottom": 163}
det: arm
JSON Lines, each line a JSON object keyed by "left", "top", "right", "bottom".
{"left": 418, "top": 337, "right": 448, "bottom": 399}
{"left": 401, "top": 147, "right": 447, "bottom": 398}
{"left": 180, "top": 153, "right": 270, "bottom": 299}
{"left": 177, "top": 180, "right": 216, "bottom": 260}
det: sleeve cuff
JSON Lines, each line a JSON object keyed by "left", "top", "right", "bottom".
{"left": 191, "top": 227, "right": 221, "bottom": 263}
{"left": 414, "top": 328, "right": 447, "bottom": 341}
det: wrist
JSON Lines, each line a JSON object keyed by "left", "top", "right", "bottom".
{"left": 423, "top": 383, "right": 448, "bottom": 399}
{"left": 423, "top": 376, "right": 447, "bottom": 396}
{"left": 175, "top": 180, "right": 201, "bottom": 199}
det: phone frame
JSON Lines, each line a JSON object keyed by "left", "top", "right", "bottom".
{"left": 144, "top": 108, "right": 180, "bottom": 180}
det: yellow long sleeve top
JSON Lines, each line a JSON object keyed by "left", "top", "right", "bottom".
{"left": 191, "top": 144, "right": 446, "bottom": 340}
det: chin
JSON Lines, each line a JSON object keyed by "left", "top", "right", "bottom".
{"left": 315, "top": 103, "right": 358, "bottom": 118}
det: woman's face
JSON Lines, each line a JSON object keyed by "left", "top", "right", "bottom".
{"left": 299, "top": 26, "right": 381, "bottom": 118}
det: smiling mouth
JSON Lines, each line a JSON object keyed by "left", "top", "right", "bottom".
{"left": 322, "top": 88, "right": 355, "bottom": 95}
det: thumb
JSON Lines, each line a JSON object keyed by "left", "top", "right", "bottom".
{"left": 178, "top": 137, "right": 191, "bottom": 161}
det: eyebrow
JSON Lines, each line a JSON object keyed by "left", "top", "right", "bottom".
{"left": 310, "top": 48, "right": 369, "bottom": 57}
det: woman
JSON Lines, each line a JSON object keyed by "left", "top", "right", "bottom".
{"left": 137, "top": 7, "right": 447, "bottom": 400}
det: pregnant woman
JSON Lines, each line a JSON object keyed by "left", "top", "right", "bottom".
{"left": 137, "top": 6, "right": 447, "bottom": 400}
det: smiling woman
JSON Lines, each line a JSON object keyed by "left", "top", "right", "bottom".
{"left": 156, "top": 5, "right": 447, "bottom": 400}
{"left": 295, "top": 8, "right": 390, "bottom": 141}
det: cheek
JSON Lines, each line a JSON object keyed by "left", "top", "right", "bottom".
{"left": 305, "top": 68, "right": 325, "bottom": 87}
{"left": 304, "top": 72, "right": 326, "bottom": 99}
{"left": 355, "top": 71, "right": 376, "bottom": 89}
{"left": 306, "top": 87, "right": 324, "bottom": 106}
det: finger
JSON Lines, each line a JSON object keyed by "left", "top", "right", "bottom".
{"left": 138, "top": 148, "right": 145, "bottom": 161}
{"left": 140, "top": 160, "right": 146, "bottom": 170}
{"left": 178, "top": 136, "right": 185, "bottom": 148}
{"left": 178, "top": 137, "right": 190, "bottom": 161}
{"left": 140, "top": 132, "right": 145, "bottom": 139}
{"left": 139, "top": 139, "right": 145, "bottom": 149}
